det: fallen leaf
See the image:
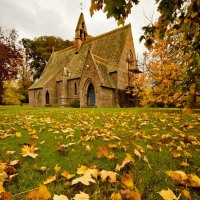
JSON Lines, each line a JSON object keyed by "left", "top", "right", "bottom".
{"left": 6, "top": 151, "right": 15, "bottom": 155}
{"left": 187, "top": 174, "right": 200, "bottom": 187}
{"left": 134, "top": 149, "right": 142, "bottom": 158}
{"left": 43, "top": 174, "right": 57, "bottom": 185}
{"left": 21, "top": 145, "right": 38, "bottom": 158}
{"left": 15, "top": 132, "right": 22, "bottom": 138}
{"left": 76, "top": 165, "right": 88, "bottom": 175}
{"left": 1, "top": 192, "right": 12, "bottom": 200}
{"left": 158, "top": 188, "right": 178, "bottom": 200}
{"left": 165, "top": 170, "right": 187, "bottom": 185}
{"left": 9, "top": 160, "right": 19, "bottom": 166}
{"left": 115, "top": 154, "right": 134, "bottom": 171}
{"left": 110, "top": 192, "right": 122, "bottom": 200}
{"left": 121, "top": 188, "right": 141, "bottom": 200}
{"left": 61, "top": 170, "right": 75, "bottom": 179}
{"left": 182, "top": 189, "right": 191, "bottom": 200}
{"left": 53, "top": 194, "right": 69, "bottom": 200}
{"left": 121, "top": 172, "right": 134, "bottom": 189}
{"left": 179, "top": 162, "right": 189, "bottom": 167}
{"left": 100, "top": 170, "right": 118, "bottom": 183}
{"left": 72, "top": 191, "right": 89, "bottom": 200}
{"left": 72, "top": 170, "right": 96, "bottom": 186}
{"left": 54, "top": 164, "right": 61, "bottom": 174}
{"left": 143, "top": 156, "right": 152, "bottom": 169}
{"left": 0, "top": 172, "right": 8, "bottom": 192}
{"left": 97, "top": 145, "right": 115, "bottom": 159}
{"left": 26, "top": 184, "right": 51, "bottom": 200}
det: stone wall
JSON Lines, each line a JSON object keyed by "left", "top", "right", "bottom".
{"left": 117, "top": 28, "right": 137, "bottom": 90}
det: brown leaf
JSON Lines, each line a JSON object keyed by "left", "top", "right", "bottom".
{"left": 97, "top": 145, "right": 115, "bottom": 159}
{"left": 1, "top": 192, "right": 12, "bottom": 200}
{"left": 121, "top": 188, "right": 141, "bottom": 200}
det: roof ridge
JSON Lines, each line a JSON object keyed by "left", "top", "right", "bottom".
{"left": 84, "top": 23, "right": 131, "bottom": 44}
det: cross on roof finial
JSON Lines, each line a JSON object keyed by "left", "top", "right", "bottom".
{"left": 80, "top": 2, "right": 83, "bottom": 12}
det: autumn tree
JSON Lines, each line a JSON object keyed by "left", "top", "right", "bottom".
{"left": 0, "top": 27, "right": 22, "bottom": 105}
{"left": 90, "top": 0, "right": 200, "bottom": 107}
{"left": 22, "top": 36, "right": 73, "bottom": 80}
{"left": 135, "top": 28, "right": 189, "bottom": 107}
{"left": 2, "top": 80, "right": 24, "bottom": 105}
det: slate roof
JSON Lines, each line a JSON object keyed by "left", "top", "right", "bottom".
{"left": 29, "top": 24, "right": 131, "bottom": 90}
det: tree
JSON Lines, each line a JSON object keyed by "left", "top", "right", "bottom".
{"left": 90, "top": 0, "right": 200, "bottom": 107}
{"left": 134, "top": 25, "right": 200, "bottom": 107}
{"left": 17, "top": 57, "right": 34, "bottom": 103}
{"left": 2, "top": 80, "right": 24, "bottom": 105}
{"left": 22, "top": 36, "right": 73, "bottom": 80}
{"left": 0, "top": 27, "right": 22, "bottom": 105}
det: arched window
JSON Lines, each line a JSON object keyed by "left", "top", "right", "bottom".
{"left": 45, "top": 91, "right": 50, "bottom": 104}
{"left": 74, "top": 82, "right": 78, "bottom": 96}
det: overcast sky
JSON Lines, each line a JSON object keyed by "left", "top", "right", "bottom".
{"left": 0, "top": 0, "right": 159, "bottom": 61}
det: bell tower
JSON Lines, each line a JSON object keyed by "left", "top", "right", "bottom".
{"left": 75, "top": 13, "right": 88, "bottom": 54}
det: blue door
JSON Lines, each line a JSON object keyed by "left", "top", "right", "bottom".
{"left": 88, "top": 84, "right": 95, "bottom": 106}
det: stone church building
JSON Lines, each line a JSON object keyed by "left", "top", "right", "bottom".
{"left": 29, "top": 13, "right": 140, "bottom": 107}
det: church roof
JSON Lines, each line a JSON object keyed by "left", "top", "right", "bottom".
{"left": 29, "top": 24, "right": 131, "bottom": 90}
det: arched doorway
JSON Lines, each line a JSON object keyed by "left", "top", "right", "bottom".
{"left": 87, "top": 83, "right": 95, "bottom": 106}
{"left": 45, "top": 91, "right": 50, "bottom": 104}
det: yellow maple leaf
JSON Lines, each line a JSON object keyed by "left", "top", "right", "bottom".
{"left": 158, "top": 188, "right": 178, "bottom": 200}
{"left": 26, "top": 184, "right": 51, "bottom": 200}
{"left": 21, "top": 145, "right": 38, "bottom": 158}
{"left": 43, "top": 174, "right": 57, "bottom": 185}
{"left": 72, "top": 191, "right": 89, "bottom": 200}
{"left": 61, "top": 170, "right": 75, "bottom": 179}
{"left": 110, "top": 192, "right": 122, "bottom": 200}
{"left": 121, "top": 172, "right": 134, "bottom": 188}
{"left": 72, "top": 171, "right": 96, "bottom": 186}
{"left": 165, "top": 170, "right": 187, "bottom": 185}
{"left": 100, "top": 170, "right": 118, "bottom": 183}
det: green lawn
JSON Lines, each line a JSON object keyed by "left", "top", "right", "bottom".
{"left": 0, "top": 105, "right": 199, "bottom": 199}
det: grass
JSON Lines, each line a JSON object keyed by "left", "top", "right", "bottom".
{"left": 0, "top": 105, "right": 200, "bottom": 199}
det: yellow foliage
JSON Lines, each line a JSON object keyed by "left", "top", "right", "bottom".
{"left": 26, "top": 184, "right": 51, "bottom": 200}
